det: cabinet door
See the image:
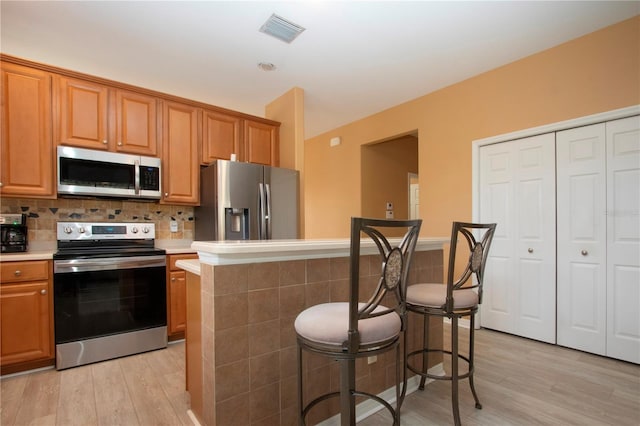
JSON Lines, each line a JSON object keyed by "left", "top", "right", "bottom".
{"left": 0, "top": 281, "right": 52, "bottom": 365}
{"left": 479, "top": 133, "right": 556, "bottom": 343}
{"left": 202, "top": 110, "right": 241, "bottom": 164}
{"left": 606, "top": 115, "right": 640, "bottom": 364}
{"left": 0, "top": 63, "right": 55, "bottom": 198}
{"left": 115, "top": 89, "right": 158, "bottom": 156}
{"left": 161, "top": 101, "right": 199, "bottom": 205}
{"left": 57, "top": 76, "right": 110, "bottom": 150}
{"left": 244, "top": 120, "right": 278, "bottom": 166}
{"left": 557, "top": 124, "right": 607, "bottom": 355}
{"left": 168, "top": 270, "right": 187, "bottom": 335}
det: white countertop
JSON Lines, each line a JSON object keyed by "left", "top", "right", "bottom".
{"left": 175, "top": 259, "right": 201, "bottom": 276}
{"left": 0, "top": 239, "right": 195, "bottom": 262}
{"left": 193, "top": 237, "right": 447, "bottom": 266}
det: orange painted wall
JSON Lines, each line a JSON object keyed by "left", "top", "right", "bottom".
{"left": 266, "top": 87, "right": 306, "bottom": 237}
{"left": 304, "top": 16, "right": 640, "bottom": 238}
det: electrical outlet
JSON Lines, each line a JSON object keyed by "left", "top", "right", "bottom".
{"left": 386, "top": 202, "right": 393, "bottom": 210}
{"left": 170, "top": 220, "right": 178, "bottom": 232}
{"left": 385, "top": 210, "right": 394, "bottom": 219}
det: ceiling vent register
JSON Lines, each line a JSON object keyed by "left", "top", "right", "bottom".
{"left": 259, "top": 13, "right": 305, "bottom": 43}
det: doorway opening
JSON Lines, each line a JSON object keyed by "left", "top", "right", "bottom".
{"left": 361, "top": 132, "right": 418, "bottom": 224}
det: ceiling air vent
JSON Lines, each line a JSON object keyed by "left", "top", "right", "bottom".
{"left": 259, "top": 14, "right": 305, "bottom": 43}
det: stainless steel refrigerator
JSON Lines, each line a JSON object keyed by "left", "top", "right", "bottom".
{"left": 195, "top": 160, "right": 299, "bottom": 241}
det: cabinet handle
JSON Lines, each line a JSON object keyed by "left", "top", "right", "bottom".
{"left": 102, "top": 140, "right": 108, "bottom": 145}
{"left": 164, "top": 192, "right": 169, "bottom": 197}
{"left": 14, "top": 270, "right": 21, "bottom": 276}
{"left": 0, "top": 182, "right": 3, "bottom": 187}
{"left": 171, "top": 277, "right": 176, "bottom": 282}
{"left": 581, "top": 250, "right": 588, "bottom": 256}
{"left": 118, "top": 142, "right": 123, "bottom": 146}
{"left": 40, "top": 289, "right": 47, "bottom": 295}
{"left": 527, "top": 248, "right": 533, "bottom": 253}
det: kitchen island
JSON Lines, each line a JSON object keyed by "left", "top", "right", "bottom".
{"left": 180, "top": 237, "right": 447, "bottom": 426}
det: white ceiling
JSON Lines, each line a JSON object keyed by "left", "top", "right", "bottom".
{"left": 1, "top": 1, "right": 638, "bottom": 138}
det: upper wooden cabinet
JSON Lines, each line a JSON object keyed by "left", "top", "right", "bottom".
{"left": 201, "top": 109, "right": 242, "bottom": 164}
{"left": 0, "top": 62, "right": 55, "bottom": 198}
{"left": 161, "top": 101, "right": 199, "bottom": 205}
{"left": 201, "top": 111, "right": 280, "bottom": 166}
{"left": 56, "top": 76, "right": 159, "bottom": 156}
{"left": 244, "top": 119, "right": 279, "bottom": 166}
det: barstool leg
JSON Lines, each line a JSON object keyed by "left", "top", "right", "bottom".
{"left": 395, "top": 344, "right": 401, "bottom": 426}
{"left": 451, "top": 316, "right": 461, "bottom": 426}
{"left": 339, "top": 358, "right": 356, "bottom": 426}
{"left": 298, "top": 345, "right": 305, "bottom": 426}
{"left": 468, "top": 313, "right": 482, "bottom": 409}
{"left": 419, "top": 312, "right": 429, "bottom": 390}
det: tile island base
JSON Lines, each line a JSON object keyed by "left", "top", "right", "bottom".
{"left": 179, "top": 238, "right": 447, "bottom": 426}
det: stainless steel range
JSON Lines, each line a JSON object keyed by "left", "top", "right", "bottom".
{"left": 53, "top": 222, "right": 167, "bottom": 370}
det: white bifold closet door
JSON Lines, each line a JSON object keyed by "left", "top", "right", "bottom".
{"left": 557, "top": 115, "right": 640, "bottom": 364}
{"left": 606, "top": 116, "right": 640, "bottom": 364}
{"left": 556, "top": 123, "right": 607, "bottom": 355}
{"left": 479, "top": 133, "right": 556, "bottom": 343}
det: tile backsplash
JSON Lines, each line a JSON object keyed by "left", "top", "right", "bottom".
{"left": 0, "top": 197, "right": 194, "bottom": 242}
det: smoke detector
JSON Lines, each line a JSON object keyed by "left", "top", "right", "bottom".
{"left": 258, "top": 62, "right": 276, "bottom": 71}
{"left": 259, "top": 14, "right": 305, "bottom": 43}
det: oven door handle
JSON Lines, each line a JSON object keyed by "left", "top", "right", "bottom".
{"left": 54, "top": 255, "right": 166, "bottom": 273}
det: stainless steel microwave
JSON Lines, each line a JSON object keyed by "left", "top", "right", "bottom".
{"left": 57, "top": 146, "right": 162, "bottom": 200}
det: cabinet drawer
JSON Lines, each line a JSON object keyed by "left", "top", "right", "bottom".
{"left": 1, "top": 261, "right": 49, "bottom": 283}
{"left": 168, "top": 254, "right": 197, "bottom": 271}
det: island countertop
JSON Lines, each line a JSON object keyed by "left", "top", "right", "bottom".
{"left": 192, "top": 237, "right": 448, "bottom": 266}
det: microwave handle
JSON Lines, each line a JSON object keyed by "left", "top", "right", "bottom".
{"left": 134, "top": 160, "right": 140, "bottom": 195}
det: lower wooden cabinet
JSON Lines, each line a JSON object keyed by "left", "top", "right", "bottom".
{"left": 0, "top": 260, "right": 54, "bottom": 371}
{"left": 167, "top": 254, "right": 197, "bottom": 339}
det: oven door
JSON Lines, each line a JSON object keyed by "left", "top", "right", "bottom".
{"left": 54, "top": 255, "right": 166, "bottom": 347}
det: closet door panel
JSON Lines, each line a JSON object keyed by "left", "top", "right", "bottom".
{"left": 556, "top": 124, "right": 606, "bottom": 354}
{"left": 479, "top": 133, "right": 555, "bottom": 343}
{"left": 479, "top": 143, "right": 517, "bottom": 334}
{"left": 515, "top": 135, "right": 556, "bottom": 343}
{"left": 606, "top": 115, "right": 640, "bottom": 364}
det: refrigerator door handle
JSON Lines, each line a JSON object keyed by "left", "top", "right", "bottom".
{"left": 258, "top": 182, "right": 267, "bottom": 239}
{"left": 265, "top": 183, "right": 272, "bottom": 239}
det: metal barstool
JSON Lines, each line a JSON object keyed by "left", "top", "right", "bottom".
{"left": 405, "top": 221, "right": 496, "bottom": 426}
{"left": 295, "top": 217, "right": 422, "bottom": 426}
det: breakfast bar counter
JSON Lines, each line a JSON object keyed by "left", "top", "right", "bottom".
{"left": 182, "top": 237, "right": 447, "bottom": 426}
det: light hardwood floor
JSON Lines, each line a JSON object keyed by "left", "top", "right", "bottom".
{"left": 1, "top": 327, "right": 639, "bottom": 426}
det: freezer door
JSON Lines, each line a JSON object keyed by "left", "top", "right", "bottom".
{"left": 264, "top": 166, "right": 299, "bottom": 239}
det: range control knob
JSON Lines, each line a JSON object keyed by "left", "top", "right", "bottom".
{"left": 78, "top": 227, "right": 86, "bottom": 234}
{"left": 64, "top": 226, "right": 73, "bottom": 234}
{"left": 142, "top": 226, "right": 150, "bottom": 234}
{"left": 131, "top": 227, "right": 139, "bottom": 234}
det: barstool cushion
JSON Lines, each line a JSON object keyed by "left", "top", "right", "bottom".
{"left": 294, "top": 302, "right": 401, "bottom": 346}
{"left": 407, "top": 283, "right": 479, "bottom": 309}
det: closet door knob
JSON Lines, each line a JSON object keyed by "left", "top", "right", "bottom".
{"left": 527, "top": 248, "right": 533, "bottom": 253}
{"left": 581, "top": 250, "right": 588, "bottom": 256}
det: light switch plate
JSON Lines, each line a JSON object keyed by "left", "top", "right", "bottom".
{"left": 170, "top": 220, "right": 178, "bottom": 232}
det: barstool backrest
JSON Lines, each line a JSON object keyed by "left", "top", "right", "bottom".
{"left": 445, "top": 221, "right": 497, "bottom": 312}
{"left": 345, "top": 217, "right": 422, "bottom": 353}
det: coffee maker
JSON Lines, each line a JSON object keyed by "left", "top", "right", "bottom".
{"left": 1, "top": 213, "right": 28, "bottom": 253}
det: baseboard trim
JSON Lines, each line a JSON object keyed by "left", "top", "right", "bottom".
{"left": 317, "top": 363, "right": 445, "bottom": 425}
